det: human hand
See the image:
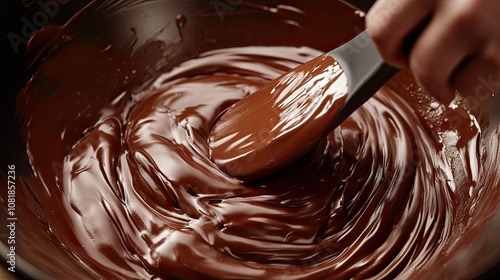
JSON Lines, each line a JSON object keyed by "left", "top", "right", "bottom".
{"left": 366, "top": 0, "right": 500, "bottom": 104}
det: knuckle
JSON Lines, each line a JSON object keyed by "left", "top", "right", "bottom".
{"left": 366, "top": 17, "right": 397, "bottom": 65}
{"left": 447, "top": 2, "right": 482, "bottom": 32}
{"left": 365, "top": 1, "right": 397, "bottom": 40}
{"left": 365, "top": 10, "right": 387, "bottom": 40}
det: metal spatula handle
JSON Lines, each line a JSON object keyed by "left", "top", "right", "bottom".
{"left": 328, "top": 31, "right": 399, "bottom": 127}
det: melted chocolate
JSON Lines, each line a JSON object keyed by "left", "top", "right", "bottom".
{"left": 2, "top": 1, "right": 500, "bottom": 279}
{"left": 209, "top": 54, "right": 347, "bottom": 181}
{"left": 12, "top": 45, "right": 491, "bottom": 279}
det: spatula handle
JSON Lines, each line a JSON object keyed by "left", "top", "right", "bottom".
{"left": 328, "top": 31, "right": 399, "bottom": 126}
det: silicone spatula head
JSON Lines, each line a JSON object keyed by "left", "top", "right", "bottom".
{"left": 209, "top": 5, "right": 398, "bottom": 182}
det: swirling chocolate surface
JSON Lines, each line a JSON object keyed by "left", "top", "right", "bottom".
{"left": 18, "top": 45, "right": 494, "bottom": 279}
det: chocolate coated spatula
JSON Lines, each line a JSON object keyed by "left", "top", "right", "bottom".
{"left": 209, "top": 5, "right": 398, "bottom": 182}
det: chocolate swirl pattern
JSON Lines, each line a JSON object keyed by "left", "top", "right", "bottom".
{"left": 3, "top": 1, "right": 499, "bottom": 279}
{"left": 43, "top": 46, "right": 477, "bottom": 279}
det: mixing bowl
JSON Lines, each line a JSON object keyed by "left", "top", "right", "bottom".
{"left": 1, "top": 0, "right": 500, "bottom": 279}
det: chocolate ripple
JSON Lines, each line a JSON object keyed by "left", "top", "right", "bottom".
{"left": 42, "top": 46, "right": 474, "bottom": 279}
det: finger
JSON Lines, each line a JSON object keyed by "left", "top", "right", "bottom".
{"left": 452, "top": 56, "right": 500, "bottom": 101}
{"left": 449, "top": 0, "right": 500, "bottom": 100}
{"left": 409, "top": 1, "right": 481, "bottom": 104}
{"left": 366, "top": 0, "right": 435, "bottom": 69}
